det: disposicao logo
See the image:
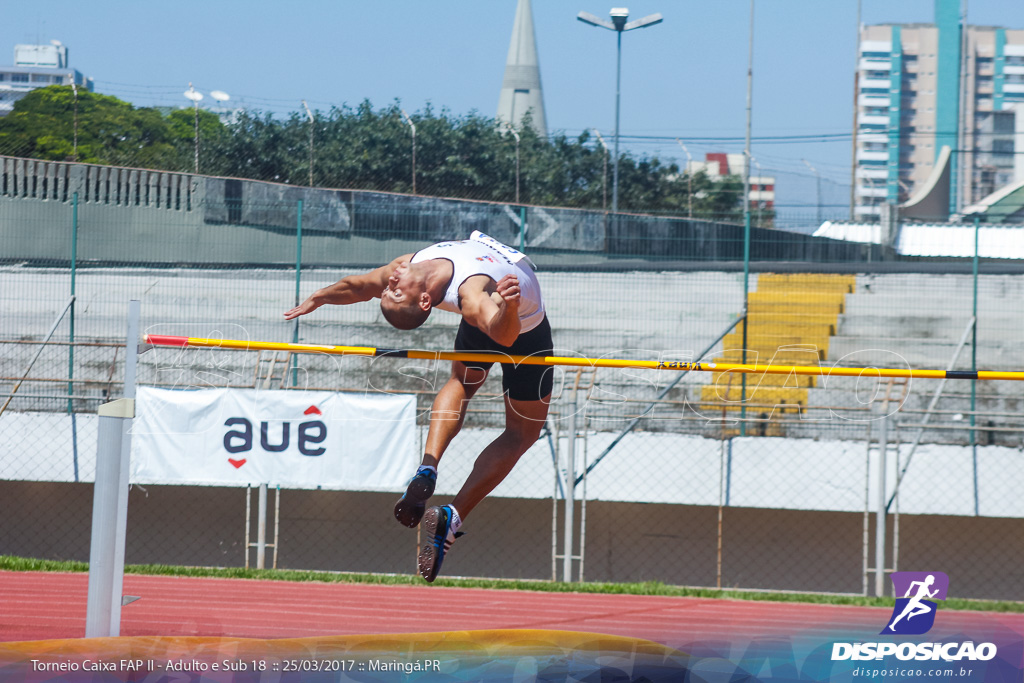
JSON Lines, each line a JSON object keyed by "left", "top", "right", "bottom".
{"left": 831, "top": 571, "right": 998, "bottom": 662}
{"left": 883, "top": 571, "right": 949, "bottom": 635}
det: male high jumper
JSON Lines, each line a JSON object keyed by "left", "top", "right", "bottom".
{"left": 284, "top": 232, "right": 552, "bottom": 582}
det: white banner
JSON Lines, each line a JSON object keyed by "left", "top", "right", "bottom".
{"left": 131, "top": 387, "right": 418, "bottom": 490}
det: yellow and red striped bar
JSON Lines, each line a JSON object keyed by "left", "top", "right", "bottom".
{"left": 142, "top": 334, "right": 1024, "bottom": 381}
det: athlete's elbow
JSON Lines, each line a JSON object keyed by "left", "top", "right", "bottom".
{"left": 492, "top": 328, "right": 519, "bottom": 347}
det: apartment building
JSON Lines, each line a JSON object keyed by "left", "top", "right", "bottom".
{"left": 854, "top": 7, "right": 1024, "bottom": 218}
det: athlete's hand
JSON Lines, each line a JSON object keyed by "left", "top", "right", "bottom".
{"left": 283, "top": 295, "right": 321, "bottom": 321}
{"left": 495, "top": 274, "right": 520, "bottom": 309}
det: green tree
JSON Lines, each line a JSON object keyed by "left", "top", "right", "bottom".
{"left": 167, "top": 107, "right": 231, "bottom": 174}
{"left": 686, "top": 170, "right": 746, "bottom": 222}
{"left": 0, "top": 85, "right": 227, "bottom": 172}
{"left": 0, "top": 89, "right": 742, "bottom": 220}
{"left": 212, "top": 110, "right": 293, "bottom": 181}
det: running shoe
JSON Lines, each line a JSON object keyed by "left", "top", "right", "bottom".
{"left": 393, "top": 466, "right": 436, "bottom": 528}
{"left": 418, "top": 505, "right": 463, "bottom": 583}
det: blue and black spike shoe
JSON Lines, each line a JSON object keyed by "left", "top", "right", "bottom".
{"left": 418, "top": 505, "right": 463, "bottom": 583}
{"left": 393, "top": 466, "right": 437, "bottom": 528}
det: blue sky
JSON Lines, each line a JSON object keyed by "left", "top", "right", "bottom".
{"left": 3, "top": 1, "right": 1022, "bottom": 227}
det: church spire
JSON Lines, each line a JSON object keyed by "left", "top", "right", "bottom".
{"left": 496, "top": 0, "right": 547, "bottom": 137}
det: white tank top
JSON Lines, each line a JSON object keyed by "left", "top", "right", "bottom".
{"left": 411, "top": 231, "right": 545, "bottom": 333}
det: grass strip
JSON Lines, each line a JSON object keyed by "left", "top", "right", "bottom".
{"left": 3, "top": 554, "right": 1021, "bottom": 614}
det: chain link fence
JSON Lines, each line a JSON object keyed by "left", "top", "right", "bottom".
{"left": 0, "top": 87, "right": 833, "bottom": 228}
{"left": 2, "top": 157, "right": 1023, "bottom": 601}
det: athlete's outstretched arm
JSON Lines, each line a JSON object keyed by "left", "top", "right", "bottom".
{"left": 283, "top": 254, "right": 411, "bottom": 320}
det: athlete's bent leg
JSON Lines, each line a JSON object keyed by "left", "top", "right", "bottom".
{"left": 422, "top": 361, "right": 489, "bottom": 468}
{"left": 395, "top": 361, "right": 488, "bottom": 528}
{"left": 450, "top": 392, "right": 551, "bottom": 519}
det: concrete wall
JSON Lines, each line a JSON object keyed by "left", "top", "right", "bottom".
{"left": 9, "top": 410, "right": 1022, "bottom": 519}
{"left": 2, "top": 481, "right": 1020, "bottom": 600}
{"left": 1, "top": 156, "right": 886, "bottom": 269}
{"left": 824, "top": 272, "right": 1024, "bottom": 445}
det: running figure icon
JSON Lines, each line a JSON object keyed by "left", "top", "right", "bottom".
{"left": 887, "top": 574, "right": 940, "bottom": 631}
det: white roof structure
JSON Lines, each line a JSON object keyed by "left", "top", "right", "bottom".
{"left": 962, "top": 178, "right": 1024, "bottom": 224}
{"left": 815, "top": 221, "right": 1024, "bottom": 259}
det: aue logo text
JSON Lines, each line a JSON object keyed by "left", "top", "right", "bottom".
{"left": 222, "top": 405, "right": 327, "bottom": 461}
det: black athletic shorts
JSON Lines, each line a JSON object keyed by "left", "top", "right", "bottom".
{"left": 453, "top": 315, "right": 554, "bottom": 401}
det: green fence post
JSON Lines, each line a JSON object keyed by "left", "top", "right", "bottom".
{"left": 971, "top": 214, "right": 979, "bottom": 514}
{"left": 970, "top": 215, "right": 979, "bottom": 440}
{"left": 519, "top": 206, "right": 526, "bottom": 252}
{"left": 67, "top": 192, "right": 78, "bottom": 413}
{"left": 292, "top": 199, "right": 303, "bottom": 388}
{"left": 740, "top": 0, "right": 754, "bottom": 438}
{"left": 740, "top": 209, "right": 750, "bottom": 437}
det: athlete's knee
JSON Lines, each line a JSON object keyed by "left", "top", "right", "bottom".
{"left": 452, "top": 363, "right": 488, "bottom": 393}
{"left": 503, "top": 415, "right": 544, "bottom": 449}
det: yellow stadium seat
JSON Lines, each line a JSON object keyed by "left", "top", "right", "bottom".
{"left": 702, "top": 273, "right": 856, "bottom": 432}
{"left": 748, "top": 291, "right": 847, "bottom": 311}
{"left": 711, "top": 370, "right": 816, "bottom": 388}
{"left": 722, "top": 333, "right": 831, "bottom": 354}
{"left": 699, "top": 384, "right": 808, "bottom": 406}
{"left": 747, "top": 302, "right": 845, "bottom": 316}
{"left": 757, "top": 273, "right": 855, "bottom": 293}
{"left": 716, "top": 348, "right": 826, "bottom": 363}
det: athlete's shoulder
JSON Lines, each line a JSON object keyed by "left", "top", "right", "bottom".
{"left": 456, "top": 272, "right": 494, "bottom": 293}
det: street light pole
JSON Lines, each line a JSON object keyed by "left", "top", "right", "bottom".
{"left": 613, "top": 27, "right": 622, "bottom": 212}
{"left": 507, "top": 125, "right": 521, "bottom": 203}
{"left": 740, "top": 0, "right": 755, "bottom": 438}
{"left": 676, "top": 138, "right": 692, "bottom": 218}
{"left": 184, "top": 83, "right": 203, "bottom": 174}
{"left": 70, "top": 75, "right": 78, "bottom": 162}
{"left": 753, "top": 157, "right": 764, "bottom": 227}
{"left": 802, "top": 159, "right": 822, "bottom": 227}
{"left": 593, "top": 128, "right": 609, "bottom": 211}
{"left": 578, "top": 7, "right": 663, "bottom": 213}
{"left": 302, "top": 100, "right": 314, "bottom": 187}
{"left": 850, "top": 0, "right": 862, "bottom": 220}
{"left": 401, "top": 109, "right": 417, "bottom": 194}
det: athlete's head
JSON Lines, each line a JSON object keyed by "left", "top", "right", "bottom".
{"left": 380, "top": 260, "right": 432, "bottom": 330}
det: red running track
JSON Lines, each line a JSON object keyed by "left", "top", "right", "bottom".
{"left": 3, "top": 571, "right": 1024, "bottom": 649}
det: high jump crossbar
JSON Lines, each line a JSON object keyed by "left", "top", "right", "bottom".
{"left": 143, "top": 335, "right": 1024, "bottom": 382}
